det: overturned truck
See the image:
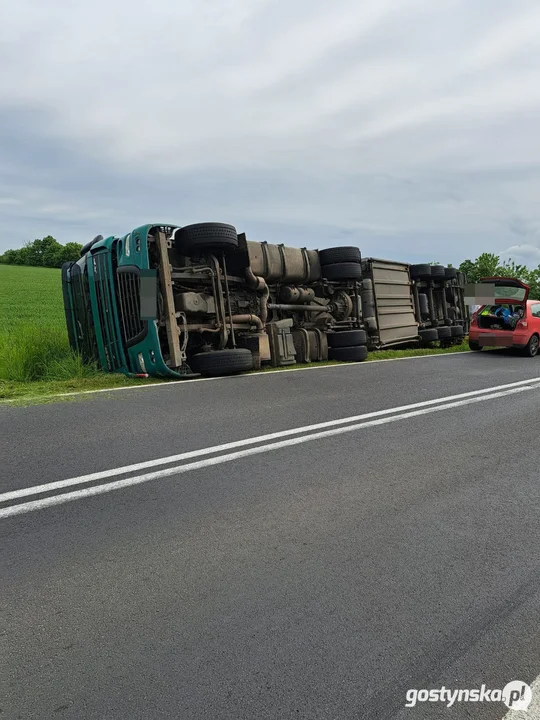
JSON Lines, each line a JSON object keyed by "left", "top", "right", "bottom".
{"left": 62, "top": 222, "right": 468, "bottom": 378}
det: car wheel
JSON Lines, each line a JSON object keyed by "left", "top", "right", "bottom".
{"left": 322, "top": 262, "right": 363, "bottom": 281}
{"left": 190, "top": 348, "right": 253, "bottom": 376}
{"left": 523, "top": 334, "right": 539, "bottom": 358}
{"left": 327, "top": 329, "right": 367, "bottom": 347}
{"left": 174, "top": 222, "right": 239, "bottom": 256}
{"left": 319, "top": 246, "right": 361, "bottom": 265}
{"left": 469, "top": 340, "right": 481, "bottom": 352}
{"left": 328, "top": 345, "right": 368, "bottom": 362}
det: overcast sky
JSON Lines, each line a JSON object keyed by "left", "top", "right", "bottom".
{"left": 1, "top": 0, "right": 540, "bottom": 265}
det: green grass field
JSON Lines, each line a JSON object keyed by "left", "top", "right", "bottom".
{"left": 0, "top": 265, "right": 102, "bottom": 390}
{"left": 0, "top": 264, "right": 66, "bottom": 331}
{"left": 0, "top": 264, "right": 471, "bottom": 404}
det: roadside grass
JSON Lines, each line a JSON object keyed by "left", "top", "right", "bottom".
{"left": 0, "top": 265, "right": 134, "bottom": 399}
{"left": 0, "top": 265, "right": 474, "bottom": 406}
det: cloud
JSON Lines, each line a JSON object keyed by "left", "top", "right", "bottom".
{"left": 1, "top": 0, "right": 540, "bottom": 266}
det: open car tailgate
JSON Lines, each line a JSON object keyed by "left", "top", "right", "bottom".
{"left": 478, "top": 276, "right": 529, "bottom": 305}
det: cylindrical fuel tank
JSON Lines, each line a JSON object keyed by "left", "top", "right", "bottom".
{"left": 246, "top": 240, "right": 321, "bottom": 284}
{"left": 279, "top": 286, "right": 316, "bottom": 303}
{"left": 418, "top": 292, "right": 429, "bottom": 318}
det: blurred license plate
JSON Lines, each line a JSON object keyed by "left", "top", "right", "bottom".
{"left": 479, "top": 334, "right": 513, "bottom": 346}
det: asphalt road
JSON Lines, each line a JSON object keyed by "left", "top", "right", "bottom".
{"left": 2, "top": 351, "right": 540, "bottom": 719}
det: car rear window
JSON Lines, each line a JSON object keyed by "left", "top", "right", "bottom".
{"left": 493, "top": 285, "right": 527, "bottom": 301}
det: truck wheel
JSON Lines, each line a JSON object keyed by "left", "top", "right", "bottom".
{"left": 327, "top": 329, "right": 367, "bottom": 347}
{"left": 322, "top": 262, "right": 362, "bottom": 281}
{"left": 190, "top": 348, "right": 253, "bottom": 376}
{"left": 430, "top": 264, "right": 446, "bottom": 279}
{"left": 437, "top": 326, "right": 452, "bottom": 339}
{"left": 319, "top": 246, "right": 361, "bottom": 265}
{"left": 419, "top": 328, "right": 438, "bottom": 342}
{"left": 444, "top": 267, "right": 457, "bottom": 279}
{"left": 175, "top": 222, "right": 238, "bottom": 256}
{"left": 523, "top": 334, "right": 539, "bottom": 357}
{"left": 410, "top": 264, "right": 431, "bottom": 280}
{"left": 469, "top": 340, "right": 481, "bottom": 351}
{"left": 329, "top": 345, "right": 368, "bottom": 362}
{"left": 451, "top": 325, "right": 464, "bottom": 338}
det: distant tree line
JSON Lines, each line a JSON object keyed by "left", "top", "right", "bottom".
{"left": 0, "top": 236, "right": 82, "bottom": 268}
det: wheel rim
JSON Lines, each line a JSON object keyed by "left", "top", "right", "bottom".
{"left": 531, "top": 336, "right": 539, "bottom": 355}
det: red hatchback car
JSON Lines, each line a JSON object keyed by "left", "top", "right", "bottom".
{"left": 469, "top": 277, "right": 540, "bottom": 357}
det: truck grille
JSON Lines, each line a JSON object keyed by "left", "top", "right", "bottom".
{"left": 116, "top": 269, "right": 146, "bottom": 346}
{"left": 92, "top": 253, "right": 125, "bottom": 371}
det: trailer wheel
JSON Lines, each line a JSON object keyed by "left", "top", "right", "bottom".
{"left": 175, "top": 222, "right": 239, "bottom": 256}
{"left": 190, "top": 348, "right": 253, "bottom": 376}
{"left": 329, "top": 345, "right": 368, "bottom": 362}
{"left": 430, "top": 264, "right": 446, "bottom": 278}
{"left": 321, "top": 262, "right": 362, "bottom": 281}
{"left": 437, "top": 326, "right": 452, "bottom": 339}
{"left": 419, "top": 328, "right": 439, "bottom": 343}
{"left": 444, "top": 267, "right": 457, "bottom": 279}
{"left": 450, "top": 325, "right": 464, "bottom": 338}
{"left": 327, "top": 329, "right": 367, "bottom": 347}
{"left": 319, "top": 246, "right": 361, "bottom": 265}
{"left": 410, "top": 264, "right": 431, "bottom": 280}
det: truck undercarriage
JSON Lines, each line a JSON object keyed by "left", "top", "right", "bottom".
{"left": 62, "top": 222, "right": 468, "bottom": 378}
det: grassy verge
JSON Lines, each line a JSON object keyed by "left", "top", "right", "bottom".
{"left": 1, "top": 340, "right": 472, "bottom": 405}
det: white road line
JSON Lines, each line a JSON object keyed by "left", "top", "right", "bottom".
{"left": 0, "top": 350, "right": 475, "bottom": 403}
{"left": 1, "top": 381, "right": 539, "bottom": 520}
{"left": 2, "top": 376, "right": 540, "bottom": 504}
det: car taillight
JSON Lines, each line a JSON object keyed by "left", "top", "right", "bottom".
{"left": 517, "top": 319, "right": 528, "bottom": 329}
{"left": 470, "top": 314, "right": 478, "bottom": 327}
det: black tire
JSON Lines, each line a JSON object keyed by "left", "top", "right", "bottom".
{"left": 419, "top": 328, "right": 439, "bottom": 342}
{"left": 410, "top": 264, "right": 432, "bottom": 280}
{"left": 327, "top": 329, "right": 367, "bottom": 347}
{"left": 523, "top": 334, "right": 539, "bottom": 358}
{"left": 430, "top": 264, "right": 446, "bottom": 278}
{"left": 319, "top": 246, "right": 361, "bottom": 265}
{"left": 322, "top": 262, "right": 362, "bottom": 281}
{"left": 329, "top": 345, "right": 368, "bottom": 362}
{"left": 189, "top": 348, "right": 253, "bottom": 377}
{"left": 80, "top": 235, "right": 103, "bottom": 256}
{"left": 175, "top": 222, "right": 238, "bottom": 256}
{"left": 437, "top": 326, "right": 452, "bottom": 339}
{"left": 451, "top": 325, "right": 464, "bottom": 338}
{"left": 444, "top": 267, "right": 457, "bottom": 279}
{"left": 469, "top": 340, "right": 481, "bottom": 351}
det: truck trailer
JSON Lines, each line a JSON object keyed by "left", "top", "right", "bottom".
{"left": 61, "top": 222, "right": 467, "bottom": 378}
